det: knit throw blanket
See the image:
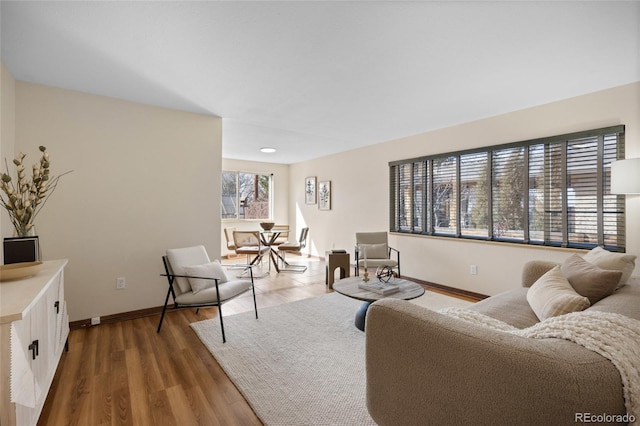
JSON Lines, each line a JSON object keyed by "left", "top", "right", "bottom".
{"left": 439, "top": 308, "right": 640, "bottom": 424}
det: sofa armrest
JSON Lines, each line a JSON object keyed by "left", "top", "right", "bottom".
{"left": 521, "top": 260, "right": 558, "bottom": 287}
{"left": 365, "top": 299, "right": 624, "bottom": 426}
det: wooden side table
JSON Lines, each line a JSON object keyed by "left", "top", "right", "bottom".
{"left": 325, "top": 251, "right": 350, "bottom": 289}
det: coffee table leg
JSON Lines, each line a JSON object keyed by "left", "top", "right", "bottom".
{"left": 355, "top": 301, "right": 372, "bottom": 331}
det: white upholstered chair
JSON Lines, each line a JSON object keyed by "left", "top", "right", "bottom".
{"left": 354, "top": 232, "right": 400, "bottom": 277}
{"left": 157, "top": 245, "right": 258, "bottom": 343}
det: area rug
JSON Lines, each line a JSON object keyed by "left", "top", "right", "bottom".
{"left": 191, "top": 291, "right": 472, "bottom": 425}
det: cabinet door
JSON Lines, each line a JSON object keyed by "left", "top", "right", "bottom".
{"left": 12, "top": 313, "right": 37, "bottom": 426}
{"left": 45, "top": 272, "right": 63, "bottom": 369}
{"left": 56, "top": 271, "right": 69, "bottom": 349}
{"left": 29, "top": 289, "right": 50, "bottom": 406}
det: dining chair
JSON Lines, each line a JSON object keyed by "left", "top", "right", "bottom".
{"left": 233, "top": 230, "right": 270, "bottom": 267}
{"left": 271, "top": 224, "right": 290, "bottom": 246}
{"left": 224, "top": 227, "right": 237, "bottom": 251}
{"left": 277, "top": 227, "right": 309, "bottom": 272}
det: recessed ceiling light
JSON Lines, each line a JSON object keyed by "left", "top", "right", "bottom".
{"left": 260, "top": 147, "right": 276, "bottom": 153}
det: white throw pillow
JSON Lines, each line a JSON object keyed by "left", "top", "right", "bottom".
{"left": 582, "top": 247, "right": 636, "bottom": 288}
{"left": 359, "top": 243, "right": 388, "bottom": 259}
{"left": 183, "top": 261, "right": 229, "bottom": 294}
{"left": 527, "top": 266, "right": 590, "bottom": 321}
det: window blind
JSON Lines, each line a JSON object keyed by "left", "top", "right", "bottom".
{"left": 460, "top": 152, "right": 489, "bottom": 238}
{"left": 492, "top": 147, "right": 525, "bottom": 241}
{"left": 433, "top": 156, "right": 457, "bottom": 235}
{"left": 389, "top": 126, "right": 626, "bottom": 252}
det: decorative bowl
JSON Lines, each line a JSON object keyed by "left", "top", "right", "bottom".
{"left": 0, "top": 261, "right": 44, "bottom": 282}
{"left": 260, "top": 222, "right": 275, "bottom": 231}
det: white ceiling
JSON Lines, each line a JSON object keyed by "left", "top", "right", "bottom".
{"left": 1, "top": 1, "right": 639, "bottom": 164}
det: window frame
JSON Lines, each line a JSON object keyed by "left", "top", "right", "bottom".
{"left": 221, "top": 170, "right": 273, "bottom": 221}
{"left": 389, "top": 125, "right": 626, "bottom": 252}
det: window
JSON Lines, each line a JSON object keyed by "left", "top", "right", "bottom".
{"left": 390, "top": 126, "right": 626, "bottom": 251}
{"left": 221, "top": 171, "right": 272, "bottom": 220}
{"left": 460, "top": 152, "right": 488, "bottom": 237}
{"left": 492, "top": 147, "right": 525, "bottom": 240}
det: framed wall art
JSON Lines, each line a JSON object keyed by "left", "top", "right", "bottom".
{"left": 305, "top": 176, "right": 317, "bottom": 204}
{"left": 318, "top": 180, "right": 331, "bottom": 210}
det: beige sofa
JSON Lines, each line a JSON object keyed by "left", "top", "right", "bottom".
{"left": 365, "top": 260, "right": 640, "bottom": 426}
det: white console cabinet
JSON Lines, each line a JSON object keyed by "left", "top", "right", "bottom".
{"left": 1, "top": 259, "right": 69, "bottom": 426}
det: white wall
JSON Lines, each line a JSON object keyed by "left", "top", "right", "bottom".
{"left": 4, "top": 62, "right": 638, "bottom": 315}
{"left": 0, "top": 63, "right": 16, "bottom": 259}
{"left": 290, "top": 82, "right": 640, "bottom": 296}
{"left": 220, "top": 158, "right": 290, "bottom": 256}
{"left": 12, "top": 81, "right": 222, "bottom": 321}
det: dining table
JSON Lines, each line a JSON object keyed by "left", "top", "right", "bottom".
{"left": 259, "top": 229, "right": 288, "bottom": 273}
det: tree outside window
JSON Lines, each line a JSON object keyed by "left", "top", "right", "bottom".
{"left": 221, "top": 171, "right": 271, "bottom": 220}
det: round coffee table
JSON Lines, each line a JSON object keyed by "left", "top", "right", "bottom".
{"left": 333, "top": 276, "right": 425, "bottom": 331}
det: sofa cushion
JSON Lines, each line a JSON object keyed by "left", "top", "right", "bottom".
{"left": 521, "top": 260, "right": 560, "bottom": 288}
{"left": 183, "top": 260, "right": 228, "bottom": 294}
{"left": 561, "top": 254, "right": 622, "bottom": 304}
{"left": 526, "top": 266, "right": 590, "bottom": 321}
{"left": 588, "top": 279, "right": 640, "bottom": 321}
{"left": 582, "top": 246, "right": 636, "bottom": 288}
{"left": 469, "top": 287, "right": 539, "bottom": 329}
{"left": 175, "top": 279, "right": 252, "bottom": 305}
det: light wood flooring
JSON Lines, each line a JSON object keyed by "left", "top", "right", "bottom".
{"left": 38, "top": 255, "right": 474, "bottom": 425}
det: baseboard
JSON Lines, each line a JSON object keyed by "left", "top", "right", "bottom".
{"left": 70, "top": 305, "right": 170, "bottom": 330}
{"left": 405, "top": 275, "right": 489, "bottom": 302}
{"left": 69, "top": 270, "right": 487, "bottom": 329}
{"left": 223, "top": 253, "right": 243, "bottom": 259}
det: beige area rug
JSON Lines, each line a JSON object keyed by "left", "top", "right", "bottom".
{"left": 191, "top": 291, "right": 472, "bottom": 425}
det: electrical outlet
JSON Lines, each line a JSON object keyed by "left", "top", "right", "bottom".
{"left": 91, "top": 317, "right": 100, "bottom": 326}
{"left": 470, "top": 265, "right": 478, "bottom": 275}
{"left": 116, "top": 277, "right": 126, "bottom": 289}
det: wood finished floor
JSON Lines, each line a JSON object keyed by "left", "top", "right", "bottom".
{"left": 38, "top": 256, "right": 475, "bottom": 425}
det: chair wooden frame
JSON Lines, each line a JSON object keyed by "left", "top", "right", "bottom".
{"left": 157, "top": 256, "right": 258, "bottom": 343}
{"left": 271, "top": 224, "right": 290, "bottom": 246}
{"left": 224, "top": 227, "right": 237, "bottom": 251}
